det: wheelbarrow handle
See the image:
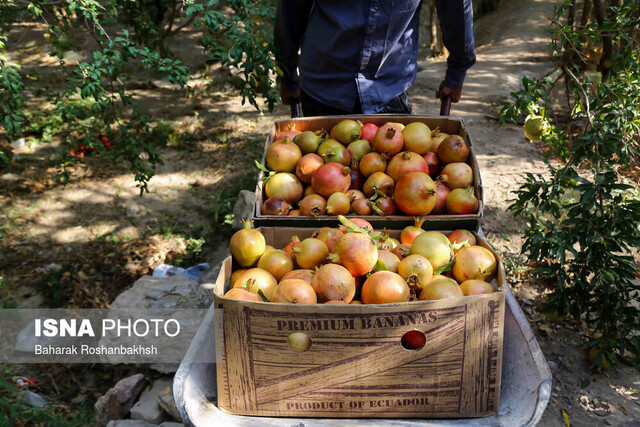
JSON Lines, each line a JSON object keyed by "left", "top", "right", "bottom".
{"left": 290, "top": 100, "right": 301, "bottom": 119}
{"left": 440, "top": 95, "right": 451, "bottom": 116}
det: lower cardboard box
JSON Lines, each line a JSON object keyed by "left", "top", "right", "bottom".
{"left": 213, "top": 227, "right": 505, "bottom": 418}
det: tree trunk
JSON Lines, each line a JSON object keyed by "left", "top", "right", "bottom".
{"left": 429, "top": 1, "right": 438, "bottom": 57}
{"left": 580, "top": 0, "right": 593, "bottom": 27}
{"left": 567, "top": 0, "right": 577, "bottom": 28}
{"left": 592, "top": 0, "right": 613, "bottom": 82}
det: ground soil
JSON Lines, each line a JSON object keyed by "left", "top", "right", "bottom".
{"left": 1, "top": 0, "right": 638, "bottom": 425}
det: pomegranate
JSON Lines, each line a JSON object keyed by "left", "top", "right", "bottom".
{"left": 402, "top": 330, "right": 427, "bottom": 350}
{"left": 230, "top": 220, "right": 266, "bottom": 267}
{"left": 347, "top": 139, "right": 373, "bottom": 163}
{"left": 275, "top": 127, "right": 300, "bottom": 141}
{"left": 359, "top": 152, "right": 388, "bottom": 177}
{"left": 261, "top": 197, "right": 291, "bottom": 216}
{"left": 311, "top": 264, "right": 356, "bottom": 303}
{"left": 429, "top": 129, "right": 449, "bottom": 152}
{"left": 346, "top": 189, "right": 366, "bottom": 202}
{"left": 325, "top": 300, "right": 348, "bottom": 304}
{"left": 447, "top": 230, "right": 477, "bottom": 252}
{"left": 311, "top": 163, "right": 351, "bottom": 197}
{"left": 289, "top": 209, "right": 301, "bottom": 216}
{"left": 437, "top": 135, "right": 470, "bottom": 164}
{"left": 460, "top": 279, "right": 494, "bottom": 296}
{"left": 304, "top": 186, "right": 316, "bottom": 197}
{"left": 326, "top": 192, "right": 351, "bottom": 215}
{"left": 423, "top": 152, "right": 440, "bottom": 177}
{"left": 398, "top": 254, "right": 433, "bottom": 291}
{"left": 280, "top": 269, "right": 314, "bottom": 285}
{"left": 363, "top": 172, "right": 394, "bottom": 197}
{"left": 386, "top": 151, "right": 429, "bottom": 182}
{"left": 377, "top": 236, "right": 400, "bottom": 251}
{"left": 265, "top": 172, "right": 303, "bottom": 204}
{"left": 431, "top": 183, "right": 450, "bottom": 214}
{"left": 264, "top": 245, "right": 276, "bottom": 252}
{"left": 378, "top": 250, "right": 401, "bottom": 273}
{"left": 266, "top": 138, "right": 302, "bottom": 172}
{"left": 351, "top": 198, "right": 373, "bottom": 215}
{"left": 360, "top": 123, "right": 379, "bottom": 143}
{"left": 350, "top": 300, "right": 363, "bottom": 305}
{"left": 232, "top": 268, "right": 277, "bottom": 297}
{"left": 392, "top": 244, "right": 411, "bottom": 260}
{"left": 411, "top": 231, "right": 453, "bottom": 271}
{"left": 332, "top": 119, "right": 362, "bottom": 144}
{"left": 388, "top": 122, "right": 405, "bottom": 130}
{"left": 446, "top": 188, "right": 478, "bottom": 214}
{"left": 361, "top": 271, "right": 410, "bottom": 304}
{"left": 271, "top": 279, "right": 317, "bottom": 304}
{"left": 439, "top": 162, "right": 473, "bottom": 189}
{"left": 338, "top": 218, "right": 374, "bottom": 233}
{"left": 224, "top": 288, "right": 261, "bottom": 301}
{"left": 374, "top": 197, "right": 397, "bottom": 215}
{"left": 329, "top": 232, "right": 378, "bottom": 276}
{"left": 257, "top": 250, "right": 294, "bottom": 281}
{"left": 349, "top": 169, "right": 366, "bottom": 190}
{"left": 373, "top": 123, "right": 404, "bottom": 156}
{"left": 402, "top": 122, "right": 432, "bottom": 154}
{"left": 314, "top": 228, "right": 344, "bottom": 252}
{"left": 452, "top": 246, "right": 497, "bottom": 283}
{"left": 524, "top": 116, "right": 547, "bottom": 141}
{"left": 292, "top": 238, "right": 329, "bottom": 269}
{"left": 393, "top": 172, "right": 437, "bottom": 215}
{"left": 299, "top": 194, "right": 327, "bottom": 217}
{"left": 293, "top": 130, "right": 325, "bottom": 154}
{"left": 295, "top": 153, "right": 324, "bottom": 183}
{"left": 400, "top": 217, "right": 426, "bottom": 244}
{"left": 419, "top": 278, "right": 464, "bottom": 300}
{"left": 288, "top": 332, "right": 312, "bottom": 351}
{"left": 230, "top": 268, "right": 249, "bottom": 287}
{"left": 283, "top": 236, "right": 300, "bottom": 259}
{"left": 317, "top": 139, "right": 351, "bottom": 166}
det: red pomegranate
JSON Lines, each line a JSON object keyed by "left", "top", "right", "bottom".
{"left": 359, "top": 152, "right": 388, "bottom": 177}
{"left": 329, "top": 232, "right": 378, "bottom": 276}
{"left": 361, "top": 271, "right": 410, "bottom": 304}
{"left": 296, "top": 153, "right": 324, "bottom": 183}
{"left": 363, "top": 172, "right": 394, "bottom": 197}
{"left": 261, "top": 197, "right": 291, "bottom": 216}
{"left": 448, "top": 229, "right": 477, "bottom": 250}
{"left": 346, "top": 189, "right": 366, "bottom": 201}
{"left": 437, "top": 135, "right": 470, "bottom": 164}
{"left": 314, "top": 228, "right": 344, "bottom": 252}
{"left": 386, "top": 151, "right": 429, "bottom": 182}
{"left": 349, "top": 169, "right": 366, "bottom": 190}
{"left": 374, "top": 197, "right": 397, "bottom": 215}
{"left": 299, "top": 194, "right": 327, "bottom": 217}
{"left": 266, "top": 138, "right": 302, "bottom": 172}
{"left": 275, "top": 128, "right": 301, "bottom": 141}
{"left": 351, "top": 198, "right": 373, "bottom": 215}
{"left": 400, "top": 217, "right": 426, "bottom": 244}
{"left": 360, "top": 123, "right": 379, "bottom": 143}
{"left": 423, "top": 152, "right": 440, "bottom": 177}
{"left": 431, "top": 183, "right": 450, "bottom": 214}
{"left": 392, "top": 244, "right": 411, "bottom": 260}
{"left": 271, "top": 279, "right": 317, "bottom": 304}
{"left": 280, "top": 269, "right": 314, "bottom": 285}
{"left": 373, "top": 123, "right": 404, "bottom": 156}
{"left": 439, "top": 162, "right": 473, "bottom": 189}
{"left": 311, "top": 264, "right": 356, "bottom": 303}
{"left": 446, "top": 188, "right": 478, "bottom": 214}
{"left": 393, "top": 172, "right": 437, "bottom": 215}
{"left": 311, "top": 163, "right": 351, "bottom": 197}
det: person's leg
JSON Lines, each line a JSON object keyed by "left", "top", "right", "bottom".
{"left": 379, "top": 91, "right": 413, "bottom": 114}
{"left": 300, "top": 90, "right": 360, "bottom": 116}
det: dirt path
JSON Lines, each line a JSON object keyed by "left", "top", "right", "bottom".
{"left": 411, "top": 0, "right": 640, "bottom": 426}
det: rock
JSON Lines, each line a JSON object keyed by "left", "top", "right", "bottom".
{"left": 15, "top": 321, "right": 73, "bottom": 353}
{"left": 159, "top": 423, "right": 184, "bottom": 427}
{"left": 126, "top": 201, "right": 141, "bottom": 218}
{"left": 618, "top": 421, "right": 640, "bottom": 427}
{"left": 94, "top": 374, "right": 148, "bottom": 427}
{"left": 20, "top": 292, "right": 45, "bottom": 308}
{"left": 156, "top": 382, "right": 182, "bottom": 422}
{"left": 198, "top": 245, "right": 231, "bottom": 290}
{"left": 110, "top": 276, "right": 203, "bottom": 310}
{"left": 18, "top": 391, "right": 49, "bottom": 408}
{"left": 232, "top": 190, "right": 255, "bottom": 229}
{"left": 130, "top": 377, "right": 173, "bottom": 424}
{"left": 106, "top": 421, "right": 157, "bottom": 427}
{"left": 34, "top": 263, "right": 62, "bottom": 274}
{"left": 547, "top": 360, "right": 558, "bottom": 373}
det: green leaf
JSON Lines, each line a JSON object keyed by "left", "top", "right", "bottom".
{"left": 257, "top": 289, "right": 270, "bottom": 302}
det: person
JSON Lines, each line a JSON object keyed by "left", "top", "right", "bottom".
{"left": 274, "top": 0, "right": 476, "bottom": 117}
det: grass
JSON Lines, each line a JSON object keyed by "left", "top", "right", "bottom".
{"left": 0, "top": 366, "right": 94, "bottom": 426}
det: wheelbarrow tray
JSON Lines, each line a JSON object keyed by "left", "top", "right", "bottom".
{"left": 174, "top": 276, "right": 551, "bottom": 426}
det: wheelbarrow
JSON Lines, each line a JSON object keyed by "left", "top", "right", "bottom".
{"left": 173, "top": 100, "right": 552, "bottom": 426}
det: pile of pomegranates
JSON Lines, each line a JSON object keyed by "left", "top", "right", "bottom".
{"left": 224, "top": 217, "right": 497, "bottom": 304}
{"left": 261, "top": 119, "right": 479, "bottom": 217}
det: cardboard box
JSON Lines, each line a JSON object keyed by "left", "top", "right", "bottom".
{"left": 213, "top": 227, "right": 505, "bottom": 418}
{"left": 254, "top": 115, "right": 483, "bottom": 230}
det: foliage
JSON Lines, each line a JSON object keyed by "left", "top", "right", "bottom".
{"left": 501, "top": 0, "right": 640, "bottom": 369}
{"left": 0, "top": 366, "right": 93, "bottom": 425}
{"left": 0, "top": 0, "right": 279, "bottom": 189}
